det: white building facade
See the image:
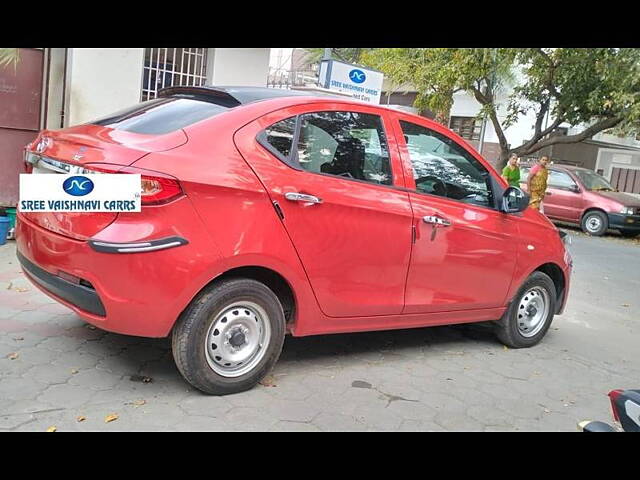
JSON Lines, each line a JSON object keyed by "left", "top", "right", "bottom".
{"left": 44, "top": 48, "right": 271, "bottom": 129}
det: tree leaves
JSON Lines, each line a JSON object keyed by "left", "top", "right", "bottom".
{"left": 360, "top": 48, "right": 640, "bottom": 167}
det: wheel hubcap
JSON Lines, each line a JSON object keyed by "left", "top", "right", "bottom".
{"left": 587, "top": 216, "right": 601, "bottom": 233}
{"left": 205, "top": 301, "right": 271, "bottom": 378}
{"left": 517, "top": 287, "right": 550, "bottom": 338}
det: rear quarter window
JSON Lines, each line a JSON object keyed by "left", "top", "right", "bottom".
{"left": 90, "top": 97, "right": 228, "bottom": 135}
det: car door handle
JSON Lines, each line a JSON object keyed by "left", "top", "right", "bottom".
{"left": 284, "top": 192, "right": 323, "bottom": 204}
{"left": 423, "top": 215, "right": 451, "bottom": 226}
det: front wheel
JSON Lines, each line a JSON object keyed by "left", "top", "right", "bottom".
{"left": 495, "top": 271, "right": 556, "bottom": 348}
{"left": 581, "top": 210, "right": 608, "bottom": 236}
{"left": 172, "top": 278, "right": 286, "bottom": 395}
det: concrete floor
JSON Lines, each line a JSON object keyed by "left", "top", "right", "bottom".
{"left": 1, "top": 227, "right": 638, "bottom": 431}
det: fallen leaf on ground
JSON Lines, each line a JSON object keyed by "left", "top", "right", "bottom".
{"left": 104, "top": 414, "right": 119, "bottom": 423}
{"left": 126, "top": 399, "right": 146, "bottom": 407}
{"left": 71, "top": 369, "right": 79, "bottom": 374}
{"left": 6, "top": 282, "right": 12, "bottom": 290}
{"left": 86, "top": 325, "right": 96, "bottom": 330}
{"left": 621, "top": 304, "right": 630, "bottom": 307}
{"left": 259, "top": 375, "right": 277, "bottom": 387}
{"left": 13, "top": 337, "right": 24, "bottom": 341}
{"left": 142, "top": 376, "right": 152, "bottom": 383}
{"left": 76, "top": 416, "right": 86, "bottom": 422}
{"left": 14, "top": 287, "right": 29, "bottom": 292}
{"left": 543, "top": 408, "right": 551, "bottom": 414}
{"left": 46, "top": 426, "right": 57, "bottom": 432}
{"left": 503, "top": 345, "right": 509, "bottom": 351}
{"left": 7, "top": 352, "right": 18, "bottom": 360}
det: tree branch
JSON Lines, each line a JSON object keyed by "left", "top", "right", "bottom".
{"left": 515, "top": 116, "right": 624, "bottom": 155}
{"left": 470, "top": 87, "right": 509, "bottom": 151}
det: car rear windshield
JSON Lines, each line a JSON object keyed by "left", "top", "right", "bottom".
{"left": 89, "top": 97, "right": 229, "bottom": 135}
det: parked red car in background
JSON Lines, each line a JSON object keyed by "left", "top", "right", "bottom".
{"left": 520, "top": 164, "right": 640, "bottom": 237}
{"left": 17, "top": 87, "right": 572, "bottom": 395}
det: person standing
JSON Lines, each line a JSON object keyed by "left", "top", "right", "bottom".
{"left": 502, "top": 154, "right": 521, "bottom": 187}
{"left": 526, "top": 155, "right": 550, "bottom": 211}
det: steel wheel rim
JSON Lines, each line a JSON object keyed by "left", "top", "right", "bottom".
{"left": 516, "top": 287, "right": 550, "bottom": 338}
{"left": 205, "top": 301, "right": 271, "bottom": 378}
{"left": 586, "top": 216, "right": 602, "bottom": 233}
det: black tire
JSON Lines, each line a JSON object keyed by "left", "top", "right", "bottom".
{"left": 619, "top": 230, "right": 640, "bottom": 238}
{"left": 581, "top": 210, "right": 608, "bottom": 236}
{"left": 172, "top": 278, "right": 286, "bottom": 395}
{"left": 495, "top": 271, "right": 556, "bottom": 348}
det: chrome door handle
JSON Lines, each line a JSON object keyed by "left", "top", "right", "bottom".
{"left": 423, "top": 215, "right": 451, "bottom": 226}
{"left": 284, "top": 192, "right": 323, "bottom": 204}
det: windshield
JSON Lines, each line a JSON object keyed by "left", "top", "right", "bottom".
{"left": 574, "top": 169, "right": 615, "bottom": 191}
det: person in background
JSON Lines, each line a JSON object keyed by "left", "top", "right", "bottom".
{"left": 502, "top": 154, "right": 521, "bottom": 187}
{"left": 526, "top": 155, "right": 550, "bottom": 211}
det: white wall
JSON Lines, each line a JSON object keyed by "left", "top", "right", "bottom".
{"left": 208, "top": 48, "right": 270, "bottom": 87}
{"left": 450, "top": 90, "right": 539, "bottom": 149}
{"left": 66, "top": 48, "right": 144, "bottom": 127}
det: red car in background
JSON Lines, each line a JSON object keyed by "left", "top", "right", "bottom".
{"left": 520, "top": 164, "right": 640, "bottom": 237}
{"left": 17, "top": 87, "right": 572, "bottom": 395}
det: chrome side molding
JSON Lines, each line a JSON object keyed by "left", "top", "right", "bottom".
{"left": 88, "top": 236, "right": 188, "bottom": 254}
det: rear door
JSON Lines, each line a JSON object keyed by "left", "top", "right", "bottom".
{"left": 234, "top": 102, "right": 413, "bottom": 317}
{"left": 390, "top": 113, "right": 519, "bottom": 314}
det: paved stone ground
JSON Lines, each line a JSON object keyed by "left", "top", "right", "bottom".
{"left": 1, "top": 228, "right": 639, "bottom": 431}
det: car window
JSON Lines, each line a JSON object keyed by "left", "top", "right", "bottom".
{"left": 548, "top": 170, "right": 577, "bottom": 190}
{"left": 262, "top": 116, "right": 297, "bottom": 161}
{"left": 574, "top": 169, "right": 615, "bottom": 191}
{"left": 399, "top": 120, "right": 493, "bottom": 208}
{"left": 296, "top": 111, "right": 392, "bottom": 185}
{"left": 90, "top": 97, "right": 228, "bottom": 135}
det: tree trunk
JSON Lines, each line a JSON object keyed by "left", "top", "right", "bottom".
{"left": 496, "top": 149, "right": 511, "bottom": 171}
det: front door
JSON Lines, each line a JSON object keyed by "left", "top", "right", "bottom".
{"left": 235, "top": 104, "right": 413, "bottom": 318}
{"left": 543, "top": 170, "right": 583, "bottom": 222}
{"left": 391, "top": 115, "right": 519, "bottom": 314}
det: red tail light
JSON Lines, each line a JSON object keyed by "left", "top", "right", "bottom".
{"left": 83, "top": 163, "right": 184, "bottom": 206}
{"left": 608, "top": 389, "right": 623, "bottom": 422}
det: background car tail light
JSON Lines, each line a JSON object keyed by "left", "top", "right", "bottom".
{"left": 83, "top": 164, "right": 184, "bottom": 206}
{"left": 609, "top": 389, "right": 623, "bottom": 422}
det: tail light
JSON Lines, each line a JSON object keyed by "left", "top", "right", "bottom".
{"left": 608, "top": 389, "right": 623, "bottom": 422}
{"left": 82, "top": 163, "right": 184, "bottom": 206}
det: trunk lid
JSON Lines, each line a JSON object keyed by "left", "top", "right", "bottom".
{"left": 23, "top": 125, "right": 187, "bottom": 240}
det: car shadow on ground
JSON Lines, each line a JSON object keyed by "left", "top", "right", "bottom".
{"left": 81, "top": 321, "right": 501, "bottom": 386}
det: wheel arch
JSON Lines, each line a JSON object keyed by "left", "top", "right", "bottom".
{"left": 175, "top": 265, "right": 298, "bottom": 335}
{"left": 534, "top": 262, "right": 566, "bottom": 314}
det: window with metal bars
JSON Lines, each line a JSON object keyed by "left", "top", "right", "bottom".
{"left": 449, "top": 116, "right": 482, "bottom": 141}
{"left": 141, "top": 48, "right": 208, "bottom": 101}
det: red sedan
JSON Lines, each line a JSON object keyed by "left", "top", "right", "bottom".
{"left": 17, "top": 86, "right": 572, "bottom": 395}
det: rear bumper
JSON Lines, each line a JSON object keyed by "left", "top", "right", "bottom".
{"left": 15, "top": 201, "right": 222, "bottom": 337}
{"left": 608, "top": 213, "right": 640, "bottom": 231}
{"left": 18, "top": 250, "right": 106, "bottom": 316}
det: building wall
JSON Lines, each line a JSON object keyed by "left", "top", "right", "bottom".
{"left": 66, "top": 48, "right": 145, "bottom": 127}
{"left": 44, "top": 48, "right": 66, "bottom": 130}
{"left": 209, "top": 48, "right": 270, "bottom": 87}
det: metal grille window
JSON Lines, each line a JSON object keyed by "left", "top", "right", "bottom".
{"left": 141, "top": 48, "right": 208, "bottom": 101}
{"left": 449, "top": 116, "right": 482, "bottom": 141}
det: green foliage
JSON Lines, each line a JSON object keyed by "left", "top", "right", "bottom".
{"left": 303, "top": 48, "right": 372, "bottom": 66}
{"left": 361, "top": 48, "right": 640, "bottom": 164}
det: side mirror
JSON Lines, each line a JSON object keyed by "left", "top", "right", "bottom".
{"left": 501, "top": 186, "right": 529, "bottom": 213}
{"left": 570, "top": 185, "right": 580, "bottom": 193}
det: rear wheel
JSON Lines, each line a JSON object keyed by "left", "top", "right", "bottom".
{"left": 581, "top": 210, "right": 608, "bottom": 236}
{"left": 495, "top": 271, "right": 556, "bottom": 348}
{"left": 172, "top": 278, "right": 286, "bottom": 395}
